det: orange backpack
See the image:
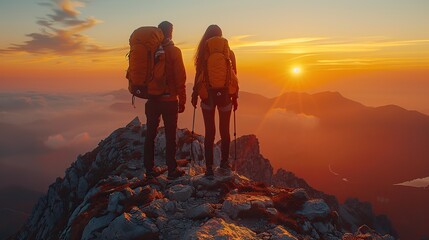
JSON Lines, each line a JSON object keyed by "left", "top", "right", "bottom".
{"left": 126, "top": 27, "right": 167, "bottom": 100}
{"left": 196, "top": 36, "right": 238, "bottom": 100}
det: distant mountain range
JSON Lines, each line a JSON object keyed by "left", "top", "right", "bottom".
{"left": 108, "top": 87, "right": 429, "bottom": 185}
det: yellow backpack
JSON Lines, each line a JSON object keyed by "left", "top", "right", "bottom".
{"left": 126, "top": 27, "right": 167, "bottom": 100}
{"left": 196, "top": 36, "right": 238, "bottom": 100}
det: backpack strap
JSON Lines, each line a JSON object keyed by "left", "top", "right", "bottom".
{"left": 145, "top": 49, "right": 153, "bottom": 84}
{"left": 203, "top": 60, "right": 211, "bottom": 89}
{"left": 224, "top": 57, "right": 231, "bottom": 88}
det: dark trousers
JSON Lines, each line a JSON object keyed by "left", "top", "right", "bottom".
{"left": 144, "top": 100, "right": 178, "bottom": 172}
{"left": 202, "top": 105, "right": 232, "bottom": 169}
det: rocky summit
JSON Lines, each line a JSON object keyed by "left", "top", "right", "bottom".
{"left": 13, "top": 117, "right": 395, "bottom": 240}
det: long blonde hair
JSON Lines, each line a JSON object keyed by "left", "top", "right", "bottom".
{"left": 194, "top": 25, "right": 223, "bottom": 75}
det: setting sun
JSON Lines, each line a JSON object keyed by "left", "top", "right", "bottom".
{"left": 291, "top": 66, "right": 302, "bottom": 75}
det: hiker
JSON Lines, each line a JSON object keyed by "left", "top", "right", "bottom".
{"left": 143, "top": 21, "right": 187, "bottom": 180}
{"left": 191, "top": 24, "right": 239, "bottom": 177}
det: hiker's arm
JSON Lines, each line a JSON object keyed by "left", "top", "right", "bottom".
{"left": 175, "top": 48, "right": 186, "bottom": 106}
{"left": 230, "top": 50, "right": 239, "bottom": 97}
{"left": 230, "top": 50, "right": 237, "bottom": 75}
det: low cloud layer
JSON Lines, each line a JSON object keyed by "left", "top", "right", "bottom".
{"left": 0, "top": 90, "right": 142, "bottom": 190}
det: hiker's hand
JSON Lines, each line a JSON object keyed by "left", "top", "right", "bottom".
{"left": 232, "top": 96, "right": 238, "bottom": 111}
{"left": 191, "top": 92, "right": 198, "bottom": 108}
{"left": 178, "top": 103, "right": 185, "bottom": 113}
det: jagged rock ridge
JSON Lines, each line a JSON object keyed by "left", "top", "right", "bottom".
{"left": 13, "top": 117, "right": 395, "bottom": 240}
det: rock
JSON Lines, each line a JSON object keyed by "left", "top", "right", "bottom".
{"left": 186, "top": 217, "right": 256, "bottom": 239}
{"left": 272, "top": 169, "right": 339, "bottom": 209}
{"left": 81, "top": 213, "right": 117, "bottom": 240}
{"left": 107, "top": 191, "right": 125, "bottom": 213}
{"left": 267, "top": 225, "right": 298, "bottom": 240}
{"left": 313, "top": 221, "right": 335, "bottom": 235}
{"left": 297, "top": 199, "right": 330, "bottom": 220}
{"left": 100, "top": 207, "right": 158, "bottom": 239}
{"left": 229, "top": 135, "right": 273, "bottom": 183}
{"left": 222, "top": 193, "right": 273, "bottom": 219}
{"left": 191, "top": 173, "right": 234, "bottom": 189}
{"left": 126, "top": 116, "right": 141, "bottom": 128}
{"left": 141, "top": 198, "right": 168, "bottom": 218}
{"left": 164, "top": 200, "right": 177, "bottom": 213}
{"left": 122, "top": 186, "right": 135, "bottom": 198}
{"left": 186, "top": 203, "right": 214, "bottom": 219}
{"left": 266, "top": 207, "right": 278, "bottom": 216}
{"left": 77, "top": 177, "right": 89, "bottom": 198}
{"left": 166, "top": 184, "right": 194, "bottom": 202}
{"left": 339, "top": 198, "right": 395, "bottom": 235}
{"left": 290, "top": 188, "right": 309, "bottom": 201}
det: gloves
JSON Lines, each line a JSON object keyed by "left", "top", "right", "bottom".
{"left": 178, "top": 103, "right": 185, "bottom": 113}
{"left": 232, "top": 95, "right": 238, "bottom": 111}
{"left": 191, "top": 92, "right": 198, "bottom": 108}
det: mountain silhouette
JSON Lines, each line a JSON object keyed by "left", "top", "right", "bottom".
{"left": 12, "top": 118, "right": 395, "bottom": 240}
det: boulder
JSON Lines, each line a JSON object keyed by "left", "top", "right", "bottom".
{"left": 222, "top": 193, "right": 273, "bottom": 218}
{"left": 267, "top": 226, "right": 298, "bottom": 240}
{"left": 186, "top": 217, "right": 256, "bottom": 239}
{"left": 186, "top": 203, "right": 214, "bottom": 219}
{"left": 166, "top": 184, "right": 194, "bottom": 202}
{"left": 100, "top": 207, "right": 158, "bottom": 239}
{"left": 81, "top": 213, "right": 117, "bottom": 240}
{"left": 296, "top": 199, "right": 330, "bottom": 220}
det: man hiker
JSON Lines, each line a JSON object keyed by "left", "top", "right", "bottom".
{"left": 144, "top": 21, "right": 187, "bottom": 180}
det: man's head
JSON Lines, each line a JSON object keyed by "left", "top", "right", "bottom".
{"left": 158, "top": 21, "right": 173, "bottom": 39}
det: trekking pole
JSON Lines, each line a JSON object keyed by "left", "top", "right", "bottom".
{"left": 190, "top": 107, "right": 196, "bottom": 164}
{"left": 234, "top": 109, "right": 237, "bottom": 163}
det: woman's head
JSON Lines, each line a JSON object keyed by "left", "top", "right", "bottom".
{"left": 203, "top": 25, "right": 222, "bottom": 39}
{"left": 194, "top": 25, "right": 223, "bottom": 71}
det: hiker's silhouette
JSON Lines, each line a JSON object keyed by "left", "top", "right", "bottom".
{"left": 192, "top": 24, "right": 239, "bottom": 177}
{"left": 138, "top": 21, "right": 187, "bottom": 180}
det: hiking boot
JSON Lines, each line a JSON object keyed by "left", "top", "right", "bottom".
{"left": 167, "top": 168, "right": 185, "bottom": 180}
{"left": 204, "top": 168, "right": 214, "bottom": 178}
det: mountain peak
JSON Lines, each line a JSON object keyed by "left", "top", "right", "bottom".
{"left": 13, "top": 118, "right": 395, "bottom": 240}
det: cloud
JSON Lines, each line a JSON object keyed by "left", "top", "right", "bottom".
{"left": 230, "top": 35, "right": 429, "bottom": 54}
{"left": 263, "top": 108, "right": 319, "bottom": 130}
{"left": 44, "top": 132, "right": 92, "bottom": 149}
{"left": 70, "top": 132, "right": 91, "bottom": 145}
{"left": 0, "top": 95, "right": 48, "bottom": 111}
{"left": 230, "top": 35, "right": 325, "bottom": 49}
{"left": 0, "top": 91, "right": 142, "bottom": 190}
{"left": 394, "top": 176, "right": 429, "bottom": 188}
{"left": 44, "top": 134, "right": 67, "bottom": 149}
{"left": 228, "top": 35, "right": 429, "bottom": 70}
{"left": 2, "top": 0, "right": 118, "bottom": 54}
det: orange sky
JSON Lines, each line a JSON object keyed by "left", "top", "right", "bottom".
{"left": 1, "top": 1, "right": 429, "bottom": 112}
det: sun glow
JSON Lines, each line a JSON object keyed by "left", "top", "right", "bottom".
{"left": 291, "top": 66, "right": 302, "bottom": 75}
